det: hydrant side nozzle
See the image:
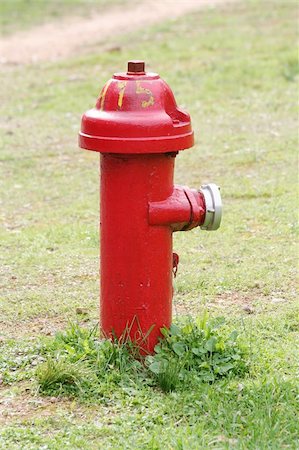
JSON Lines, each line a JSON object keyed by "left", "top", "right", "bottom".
{"left": 199, "top": 183, "right": 222, "bottom": 231}
{"left": 148, "top": 185, "right": 206, "bottom": 232}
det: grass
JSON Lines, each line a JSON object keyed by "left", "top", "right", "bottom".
{"left": 34, "top": 317, "right": 247, "bottom": 396}
{"left": 0, "top": 0, "right": 298, "bottom": 448}
{"left": 0, "top": 0, "right": 132, "bottom": 35}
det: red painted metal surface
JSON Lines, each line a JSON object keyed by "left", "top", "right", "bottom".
{"left": 79, "top": 61, "right": 219, "bottom": 352}
{"left": 79, "top": 61, "right": 193, "bottom": 154}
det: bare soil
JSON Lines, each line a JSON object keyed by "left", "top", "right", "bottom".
{"left": 173, "top": 289, "right": 289, "bottom": 317}
{"left": 0, "top": 0, "right": 237, "bottom": 65}
{"left": 0, "top": 384, "right": 72, "bottom": 426}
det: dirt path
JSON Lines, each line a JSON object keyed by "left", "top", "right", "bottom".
{"left": 0, "top": 0, "right": 237, "bottom": 65}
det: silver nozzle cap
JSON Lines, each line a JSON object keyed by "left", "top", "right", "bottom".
{"left": 199, "top": 183, "right": 222, "bottom": 231}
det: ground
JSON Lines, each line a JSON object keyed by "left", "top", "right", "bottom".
{"left": 0, "top": 0, "right": 298, "bottom": 449}
{"left": 0, "top": 0, "right": 237, "bottom": 64}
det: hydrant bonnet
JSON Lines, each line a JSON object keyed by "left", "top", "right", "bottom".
{"left": 79, "top": 60, "right": 194, "bottom": 154}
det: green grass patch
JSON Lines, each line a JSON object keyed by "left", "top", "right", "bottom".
{"left": 147, "top": 313, "right": 247, "bottom": 391}
{"left": 0, "top": 306, "right": 298, "bottom": 448}
{"left": 36, "top": 316, "right": 247, "bottom": 397}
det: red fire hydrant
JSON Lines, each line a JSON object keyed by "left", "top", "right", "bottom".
{"left": 79, "top": 61, "right": 222, "bottom": 352}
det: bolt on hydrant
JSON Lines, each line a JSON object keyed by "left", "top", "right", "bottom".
{"left": 79, "top": 61, "right": 222, "bottom": 352}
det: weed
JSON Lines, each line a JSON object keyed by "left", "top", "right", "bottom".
{"left": 36, "top": 322, "right": 145, "bottom": 397}
{"left": 36, "top": 357, "right": 96, "bottom": 396}
{"left": 150, "top": 358, "right": 182, "bottom": 393}
{"left": 147, "top": 312, "right": 247, "bottom": 392}
{"left": 35, "top": 318, "right": 247, "bottom": 397}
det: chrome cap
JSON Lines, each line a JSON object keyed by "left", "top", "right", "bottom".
{"left": 199, "top": 183, "right": 222, "bottom": 231}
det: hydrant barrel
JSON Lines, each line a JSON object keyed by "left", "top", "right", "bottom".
{"left": 100, "top": 153, "right": 175, "bottom": 349}
{"left": 79, "top": 61, "right": 222, "bottom": 352}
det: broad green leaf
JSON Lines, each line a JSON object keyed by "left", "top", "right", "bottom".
{"left": 201, "top": 372, "right": 215, "bottom": 382}
{"left": 229, "top": 331, "right": 238, "bottom": 342}
{"left": 172, "top": 342, "right": 186, "bottom": 356}
{"left": 148, "top": 361, "right": 162, "bottom": 374}
{"left": 170, "top": 324, "right": 181, "bottom": 336}
{"left": 217, "top": 363, "right": 235, "bottom": 373}
{"left": 205, "top": 337, "right": 217, "bottom": 352}
{"left": 192, "top": 347, "right": 207, "bottom": 356}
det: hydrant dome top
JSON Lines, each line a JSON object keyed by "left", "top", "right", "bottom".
{"left": 79, "top": 61, "right": 194, "bottom": 154}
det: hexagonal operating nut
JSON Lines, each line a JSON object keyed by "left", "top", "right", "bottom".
{"left": 199, "top": 183, "right": 222, "bottom": 231}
